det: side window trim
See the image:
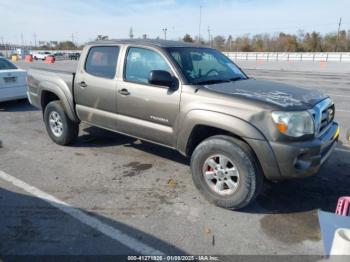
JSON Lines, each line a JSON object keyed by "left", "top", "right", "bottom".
{"left": 84, "top": 45, "right": 120, "bottom": 79}
{"left": 122, "top": 46, "right": 176, "bottom": 87}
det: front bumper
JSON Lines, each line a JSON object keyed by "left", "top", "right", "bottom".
{"left": 269, "top": 122, "right": 339, "bottom": 179}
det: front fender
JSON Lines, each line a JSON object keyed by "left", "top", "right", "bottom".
{"left": 177, "top": 109, "right": 265, "bottom": 154}
{"left": 38, "top": 81, "right": 78, "bottom": 122}
{"left": 177, "top": 109, "right": 282, "bottom": 179}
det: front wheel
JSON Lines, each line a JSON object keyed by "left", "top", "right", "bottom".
{"left": 190, "top": 135, "right": 263, "bottom": 210}
{"left": 43, "top": 101, "right": 79, "bottom": 145}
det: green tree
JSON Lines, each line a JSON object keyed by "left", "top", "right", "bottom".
{"left": 251, "top": 34, "right": 265, "bottom": 52}
{"left": 183, "top": 34, "right": 194, "bottom": 43}
{"left": 335, "top": 30, "right": 348, "bottom": 52}
{"left": 226, "top": 35, "right": 233, "bottom": 51}
{"left": 213, "top": 35, "right": 226, "bottom": 50}
{"left": 303, "top": 31, "right": 322, "bottom": 52}
{"left": 56, "top": 41, "right": 77, "bottom": 50}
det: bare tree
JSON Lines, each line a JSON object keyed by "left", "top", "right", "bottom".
{"left": 96, "top": 35, "right": 109, "bottom": 41}
{"left": 207, "top": 29, "right": 350, "bottom": 52}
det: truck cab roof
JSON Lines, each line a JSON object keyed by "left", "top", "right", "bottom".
{"left": 87, "top": 39, "right": 206, "bottom": 49}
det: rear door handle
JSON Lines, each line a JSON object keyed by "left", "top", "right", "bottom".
{"left": 79, "top": 81, "right": 87, "bottom": 88}
{"left": 118, "top": 88, "right": 130, "bottom": 96}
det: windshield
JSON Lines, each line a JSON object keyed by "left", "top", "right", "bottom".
{"left": 166, "top": 47, "right": 247, "bottom": 85}
{"left": 0, "top": 58, "right": 17, "bottom": 70}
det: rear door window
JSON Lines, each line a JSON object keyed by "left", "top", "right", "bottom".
{"left": 85, "top": 46, "right": 120, "bottom": 79}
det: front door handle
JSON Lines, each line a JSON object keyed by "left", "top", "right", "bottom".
{"left": 118, "top": 88, "right": 130, "bottom": 96}
{"left": 79, "top": 81, "right": 88, "bottom": 88}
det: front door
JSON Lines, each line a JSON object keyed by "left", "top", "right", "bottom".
{"left": 74, "top": 46, "right": 120, "bottom": 130}
{"left": 116, "top": 47, "right": 181, "bottom": 147}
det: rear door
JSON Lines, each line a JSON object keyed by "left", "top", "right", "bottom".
{"left": 116, "top": 46, "right": 181, "bottom": 147}
{"left": 74, "top": 46, "right": 120, "bottom": 130}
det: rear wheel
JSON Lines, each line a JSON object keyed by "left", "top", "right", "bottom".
{"left": 190, "top": 135, "right": 263, "bottom": 210}
{"left": 43, "top": 101, "right": 79, "bottom": 145}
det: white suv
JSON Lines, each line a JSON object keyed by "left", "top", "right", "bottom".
{"left": 32, "top": 51, "right": 51, "bottom": 60}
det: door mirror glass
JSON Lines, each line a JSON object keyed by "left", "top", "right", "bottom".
{"left": 148, "top": 70, "right": 174, "bottom": 88}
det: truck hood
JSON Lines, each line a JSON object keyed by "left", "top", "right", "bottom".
{"left": 204, "top": 79, "right": 327, "bottom": 110}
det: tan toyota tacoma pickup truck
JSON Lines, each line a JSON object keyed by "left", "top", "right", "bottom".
{"left": 27, "top": 39, "right": 339, "bottom": 209}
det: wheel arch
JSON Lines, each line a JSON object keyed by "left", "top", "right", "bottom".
{"left": 177, "top": 110, "right": 282, "bottom": 180}
{"left": 177, "top": 110, "right": 265, "bottom": 157}
{"left": 39, "top": 81, "right": 78, "bottom": 122}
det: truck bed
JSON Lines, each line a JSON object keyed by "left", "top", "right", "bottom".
{"left": 27, "top": 67, "right": 76, "bottom": 112}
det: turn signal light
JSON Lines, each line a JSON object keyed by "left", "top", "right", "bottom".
{"left": 276, "top": 122, "right": 288, "bottom": 133}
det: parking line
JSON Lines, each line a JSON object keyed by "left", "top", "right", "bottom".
{"left": 0, "top": 170, "right": 163, "bottom": 255}
{"left": 328, "top": 93, "right": 350, "bottom": 98}
{"left": 336, "top": 109, "right": 350, "bottom": 113}
{"left": 335, "top": 148, "right": 350, "bottom": 153}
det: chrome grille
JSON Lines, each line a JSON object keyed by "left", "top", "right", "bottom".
{"left": 310, "top": 98, "right": 335, "bottom": 137}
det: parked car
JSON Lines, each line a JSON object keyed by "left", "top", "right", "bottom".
{"left": 0, "top": 57, "right": 28, "bottom": 102}
{"left": 32, "top": 51, "right": 52, "bottom": 60}
{"left": 53, "top": 52, "right": 65, "bottom": 58}
{"left": 27, "top": 40, "right": 339, "bottom": 209}
{"left": 68, "top": 52, "right": 80, "bottom": 60}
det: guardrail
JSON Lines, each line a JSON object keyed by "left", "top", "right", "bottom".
{"left": 224, "top": 52, "right": 350, "bottom": 62}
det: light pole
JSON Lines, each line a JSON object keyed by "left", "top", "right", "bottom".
{"left": 335, "top": 17, "right": 342, "bottom": 52}
{"left": 162, "top": 28, "right": 167, "bottom": 40}
{"left": 198, "top": 5, "right": 202, "bottom": 43}
{"left": 207, "top": 26, "right": 211, "bottom": 47}
{"left": 1, "top": 36, "right": 4, "bottom": 51}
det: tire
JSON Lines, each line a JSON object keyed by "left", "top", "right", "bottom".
{"left": 43, "top": 101, "right": 79, "bottom": 146}
{"left": 190, "top": 135, "right": 263, "bottom": 210}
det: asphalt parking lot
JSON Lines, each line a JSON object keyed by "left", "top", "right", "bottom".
{"left": 1, "top": 60, "right": 350, "bottom": 256}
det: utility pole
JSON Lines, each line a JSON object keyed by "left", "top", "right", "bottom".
{"left": 335, "top": 17, "right": 342, "bottom": 52}
{"left": 33, "top": 33, "right": 37, "bottom": 47}
{"left": 21, "top": 33, "right": 24, "bottom": 47}
{"left": 2, "top": 36, "right": 8, "bottom": 57}
{"left": 71, "top": 33, "right": 75, "bottom": 44}
{"left": 129, "top": 27, "right": 134, "bottom": 39}
{"left": 75, "top": 32, "right": 78, "bottom": 47}
{"left": 198, "top": 5, "right": 202, "bottom": 43}
{"left": 162, "top": 28, "right": 167, "bottom": 40}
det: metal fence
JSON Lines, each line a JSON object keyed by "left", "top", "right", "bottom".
{"left": 2, "top": 49, "right": 350, "bottom": 63}
{"left": 224, "top": 52, "right": 350, "bottom": 62}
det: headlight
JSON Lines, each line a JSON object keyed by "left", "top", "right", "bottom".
{"left": 271, "top": 111, "right": 314, "bottom": 137}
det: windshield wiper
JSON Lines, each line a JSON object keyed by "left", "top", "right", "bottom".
{"left": 227, "top": 76, "right": 244, "bottom": 82}
{"left": 193, "top": 79, "right": 230, "bottom": 85}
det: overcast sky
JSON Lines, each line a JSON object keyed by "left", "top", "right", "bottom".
{"left": 1, "top": 0, "right": 349, "bottom": 45}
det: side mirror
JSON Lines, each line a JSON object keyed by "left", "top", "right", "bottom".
{"left": 148, "top": 70, "right": 174, "bottom": 88}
